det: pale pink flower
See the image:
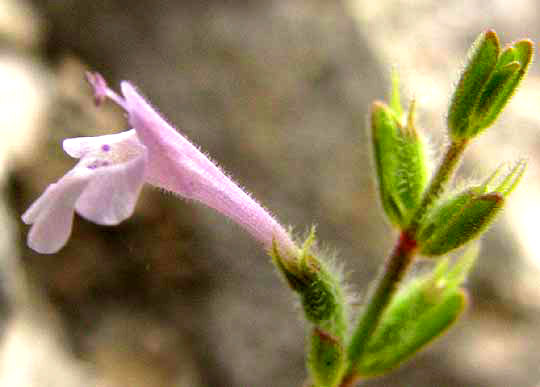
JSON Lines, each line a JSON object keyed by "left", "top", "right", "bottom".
{"left": 22, "top": 130, "right": 147, "bottom": 253}
{"left": 23, "top": 73, "right": 298, "bottom": 260}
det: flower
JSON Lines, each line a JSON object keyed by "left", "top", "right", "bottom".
{"left": 23, "top": 73, "right": 298, "bottom": 261}
{"left": 22, "top": 130, "right": 147, "bottom": 254}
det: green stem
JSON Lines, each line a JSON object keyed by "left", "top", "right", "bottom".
{"left": 340, "top": 139, "right": 469, "bottom": 386}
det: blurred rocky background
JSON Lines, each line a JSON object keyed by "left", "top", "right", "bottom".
{"left": 2, "top": 0, "right": 540, "bottom": 386}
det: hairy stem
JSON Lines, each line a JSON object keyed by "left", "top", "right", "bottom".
{"left": 343, "top": 231, "right": 417, "bottom": 383}
{"left": 340, "top": 139, "right": 469, "bottom": 386}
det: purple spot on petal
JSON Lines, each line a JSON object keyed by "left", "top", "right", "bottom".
{"left": 102, "top": 144, "right": 111, "bottom": 152}
{"left": 102, "top": 161, "right": 110, "bottom": 166}
{"left": 87, "top": 160, "right": 102, "bottom": 169}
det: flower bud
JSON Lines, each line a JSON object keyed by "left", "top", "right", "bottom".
{"left": 448, "top": 30, "right": 533, "bottom": 140}
{"left": 417, "top": 160, "right": 525, "bottom": 256}
{"left": 371, "top": 99, "right": 429, "bottom": 228}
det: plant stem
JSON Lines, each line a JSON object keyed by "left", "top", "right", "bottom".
{"left": 340, "top": 139, "right": 469, "bottom": 386}
{"left": 342, "top": 231, "right": 417, "bottom": 384}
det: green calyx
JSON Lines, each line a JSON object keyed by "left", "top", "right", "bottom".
{"left": 417, "top": 160, "right": 526, "bottom": 256}
{"left": 448, "top": 29, "right": 534, "bottom": 140}
{"left": 272, "top": 231, "right": 346, "bottom": 332}
{"left": 371, "top": 74, "right": 429, "bottom": 228}
{"left": 271, "top": 229, "right": 349, "bottom": 386}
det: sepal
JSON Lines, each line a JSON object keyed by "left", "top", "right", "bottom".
{"left": 271, "top": 228, "right": 349, "bottom": 386}
{"left": 389, "top": 67, "right": 404, "bottom": 120}
{"left": 271, "top": 228, "right": 348, "bottom": 337}
{"left": 468, "top": 39, "right": 533, "bottom": 136}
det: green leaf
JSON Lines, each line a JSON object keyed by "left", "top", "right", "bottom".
{"left": 371, "top": 101, "right": 429, "bottom": 227}
{"left": 358, "top": 292, "right": 466, "bottom": 376}
{"left": 354, "top": 246, "right": 478, "bottom": 376}
{"left": 308, "top": 328, "right": 346, "bottom": 387}
{"left": 355, "top": 267, "right": 469, "bottom": 376}
{"left": 448, "top": 30, "right": 500, "bottom": 140}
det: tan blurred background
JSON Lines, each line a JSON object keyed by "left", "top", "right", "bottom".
{"left": 1, "top": 1, "right": 540, "bottom": 386}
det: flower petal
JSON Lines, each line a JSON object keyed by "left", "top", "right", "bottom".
{"left": 63, "top": 129, "right": 139, "bottom": 159}
{"left": 23, "top": 171, "right": 91, "bottom": 254}
{"left": 21, "top": 182, "right": 59, "bottom": 225}
{"left": 75, "top": 150, "right": 147, "bottom": 225}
